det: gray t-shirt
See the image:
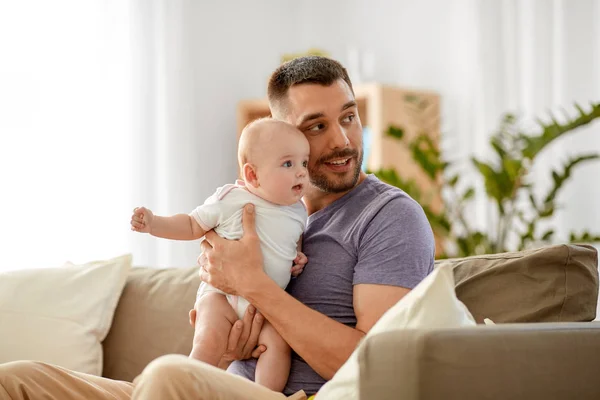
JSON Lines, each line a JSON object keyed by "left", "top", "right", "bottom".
{"left": 228, "top": 174, "right": 435, "bottom": 395}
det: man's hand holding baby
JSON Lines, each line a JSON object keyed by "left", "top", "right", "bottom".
{"left": 218, "top": 304, "right": 267, "bottom": 366}
{"left": 188, "top": 301, "right": 266, "bottom": 368}
{"left": 198, "top": 204, "right": 267, "bottom": 297}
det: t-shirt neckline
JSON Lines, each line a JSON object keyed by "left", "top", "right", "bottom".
{"left": 307, "top": 174, "right": 375, "bottom": 224}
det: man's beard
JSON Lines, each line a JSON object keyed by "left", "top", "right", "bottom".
{"left": 309, "top": 148, "right": 364, "bottom": 193}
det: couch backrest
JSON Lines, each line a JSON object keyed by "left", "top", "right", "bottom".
{"left": 102, "top": 266, "right": 200, "bottom": 381}
{"left": 101, "top": 244, "right": 599, "bottom": 381}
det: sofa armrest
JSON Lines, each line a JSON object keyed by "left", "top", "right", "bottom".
{"left": 358, "top": 322, "right": 600, "bottom": 400}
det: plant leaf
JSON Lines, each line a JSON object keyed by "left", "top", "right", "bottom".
{"left": 447, "top": 174, "right": 459, "bottom": 187}
{"left": 409, "top": 134, "right": 444, "bottom": 180}
{"left": 523, "top": 102, "right": 600, "bottom": 159}
{"left": 541, "top": 229, "right": 555, "bottom": 241}
{"left": 574, "top": 103, "right": 586, "bottom": 117}
{"left": 462, "top": 187, "right": 475, "bottom": 201}
{"left": 542, "top": 153, "right": 600, "bottom": 205}
{"left": 490, "top": 137, "right": 506, "bottom": 158}
{"left": 569, "top": 231, "right": 600, "bottom": 243}
{"left": 529, "top": 193, "right": 538, "bottom": 209}
{"left": 518, "top": 220, "right": 536, "bottom": 250}
{"left": 472, "top": 158, "right": 504, "bottom": 205}
{"left": 386, "top": 125, "right": 405, "bottom": 140}
{"left": 538, "top": 205, "right": 555, "bottom": 218}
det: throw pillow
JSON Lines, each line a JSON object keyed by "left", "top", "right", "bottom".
{"left": 315, "top": 264, "right": 476, "bottom": 400}
{"left": 440, "top": 244, "right": 599, "bottom": 323}
{"left": 0, "top": 254, "right": 131, "bottom": 375}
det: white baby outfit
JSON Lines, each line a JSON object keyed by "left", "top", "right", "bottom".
{"left": 191, "top": 181, "right": 307, "bottom": 318}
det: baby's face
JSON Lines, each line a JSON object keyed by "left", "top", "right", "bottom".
{"left": 253, "top": 128, "right": 310, "bottom": 206}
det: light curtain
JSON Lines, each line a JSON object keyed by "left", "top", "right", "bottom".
{"left": 0, "top": 1, "right": 134, "bottom": 270}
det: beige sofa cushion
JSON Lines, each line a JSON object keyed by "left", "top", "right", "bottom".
{"left": 438, "top": 244, "right": 599, "bottom": 323}
{"left": 358, "top": 323, "right": 600, "bottom": 400}
{"left": 102, "top": 266, "right": 200, "bottom": 381}
{"left": 0, "top": 254, "right": 131, "bottom": 376}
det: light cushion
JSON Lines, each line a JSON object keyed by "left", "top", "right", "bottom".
{"left": 441, "top": 244, "right": 599, "bottom": 323}
{"left": 0, "top": 254, "right": 131, "bottom": 375}
{"left": 315, "top": 264, "right": 476, "bottom": 400}
{"left": 357, "top": 322, "right": 600, "bottom": 400}
{"left": 102, "top": 266, "right": 199, "bottom": 381}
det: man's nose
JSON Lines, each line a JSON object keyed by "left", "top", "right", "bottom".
{"left": 328, "top": 123, "right": 350, "bottom": 149}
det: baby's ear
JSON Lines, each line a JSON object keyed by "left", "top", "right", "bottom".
{"left": 242, "top": 163, "right": 260, "bottom": 188}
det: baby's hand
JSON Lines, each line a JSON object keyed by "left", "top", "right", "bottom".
{"left": 291, "top": 251, "right": 308, "bottom": 277}
{"left": 130, "top": 207, "right": 154, "bottom": 233}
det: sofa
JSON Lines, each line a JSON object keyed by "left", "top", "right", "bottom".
{"left": 101, "top": 244, "right": 600, "bottom": 399}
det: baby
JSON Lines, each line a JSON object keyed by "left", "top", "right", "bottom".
{"left": 130, "top": 118, "right": 309, "bottom": 392}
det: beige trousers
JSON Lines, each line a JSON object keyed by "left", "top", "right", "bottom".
{"left": 0, "top": 355, "right": 307, "bottom": 400}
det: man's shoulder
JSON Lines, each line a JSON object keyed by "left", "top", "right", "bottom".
{"left": 359, "top": 175, "right": 423, "bottom": 217}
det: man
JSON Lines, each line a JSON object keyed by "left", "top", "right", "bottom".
{"left": 0, "top": 56, "right": 434, "bottom": 400}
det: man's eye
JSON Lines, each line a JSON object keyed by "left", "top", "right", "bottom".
{"left": 282, "top": 161, "right": 292, "bottom": 168}
{"left": 342, "top": 114, "right": 355, "bottom": 123}
{"left": 308, "top": 123, "right": 325, "bottom": 132}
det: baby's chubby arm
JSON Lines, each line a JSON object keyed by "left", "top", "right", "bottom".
{"left": 130, "top": 206, "right": 206, "bottom": 240}
{"left": 291, "top": 236, "right": 308, "bottom": 277}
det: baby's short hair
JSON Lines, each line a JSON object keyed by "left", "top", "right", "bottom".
{"left": 238, "top": 117, "right": 298, "bottom": 168}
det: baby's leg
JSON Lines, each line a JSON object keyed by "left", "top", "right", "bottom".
{"left": 189, "top": 292, "right": 238, "bottom": 366}
{"left": 255, "top": 320, "right": 291, "bottom": 392}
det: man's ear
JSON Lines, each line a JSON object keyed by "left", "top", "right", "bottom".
{"left": 242, "top": 163, "right": 260, "bottom": 188}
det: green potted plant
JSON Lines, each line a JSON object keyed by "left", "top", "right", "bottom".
{"left": 374, "top": 101, "right": 600, "bottom": 258}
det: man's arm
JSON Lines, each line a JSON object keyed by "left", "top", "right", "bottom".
{"left": 351, "top": 195, "right": 436, "bottom": 331}
{"left": 200, "top": 197, "right": 434, "bottom": 378}
{"left": 199, "top": 205, "right": 360, "bottom": 378}
{"left": 353, "top": 284, "right": 411, "bottom": 333}
{"left": 200, "top": 202, "right": 433, "bottom": 378}
{"left": 244, "top": 277, "right": 409, "bottom": 379}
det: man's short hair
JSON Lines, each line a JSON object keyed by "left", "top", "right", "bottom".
{"left": 267, "top": 56, "right": 354, "bottom": 118}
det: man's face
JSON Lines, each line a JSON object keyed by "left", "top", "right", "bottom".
{"left": 283, "top": 79, "right": 363, "bottom": 193}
